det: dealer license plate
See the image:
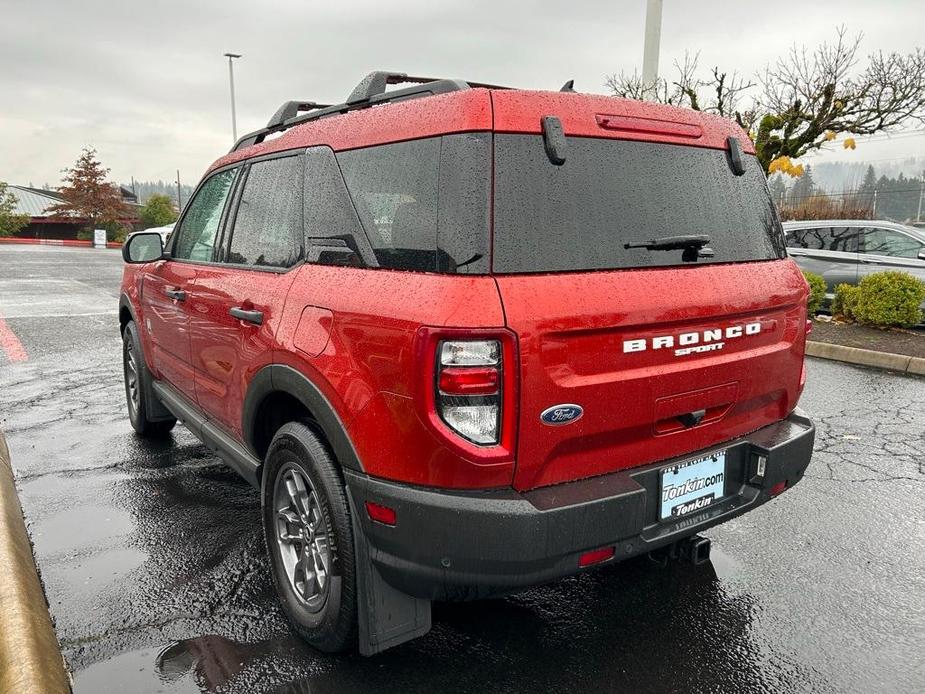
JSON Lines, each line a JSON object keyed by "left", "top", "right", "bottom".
{"left": 659, "top": 451, "right": 727, "bottom": 520}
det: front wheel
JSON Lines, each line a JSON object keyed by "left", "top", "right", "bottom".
{"left": 262, "top": 422, "right": 358, "bottom": 652}
{"left": 122, "top": 321, "right": 176, "bottom": 437}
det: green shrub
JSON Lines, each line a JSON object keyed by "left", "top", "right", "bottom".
{"left": 832, "top": 283, "right": 859, "bottom": 319}
{"left": 802, "top": 271, "right": 827, "bottom": 314}
{"left": 852, "top": 271, "right": 925, "bottom": 327}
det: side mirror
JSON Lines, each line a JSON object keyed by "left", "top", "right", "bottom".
{"left": 122, "top": 232, "right": 165, "bottom": 264}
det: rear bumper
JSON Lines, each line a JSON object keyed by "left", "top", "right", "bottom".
{"left": 345, "top": 409, "right": 815, "bottom": 601}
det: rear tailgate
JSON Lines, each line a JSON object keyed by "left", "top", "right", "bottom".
{"left": 496, "top": 260, "right": 807, "bottom": 491}
{"left": 489, "top": 91, "right": 806, "bottom": 492}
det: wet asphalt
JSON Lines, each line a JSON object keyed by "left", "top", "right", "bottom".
{"left": 0, "top": 244, "right": 923, "bottom": 694}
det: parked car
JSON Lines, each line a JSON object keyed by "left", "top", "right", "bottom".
{"left": 143, "top": 224, "right": 174, "bottom": 245}
{"left": 783, "top": 219, "right": 925, "bottom": 306}
{"left": 118, "top": 71, "right": 815, "bottom": 655}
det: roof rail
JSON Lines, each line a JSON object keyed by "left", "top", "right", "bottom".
{"left": 231, "top": 70, "right": 512, "bottom": 153}
{"left": 266, "top": 101, "right": 332, "bottom": 128}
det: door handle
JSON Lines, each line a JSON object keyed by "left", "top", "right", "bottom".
{"left": 230, "top": 307, "right": 264, "bottom": 325}
{"left": 165, "top": 288, "right": 186, "bottom": 301}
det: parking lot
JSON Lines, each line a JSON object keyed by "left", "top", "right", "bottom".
{"left": 0, "top": 244, "right": 923, "bottom": 694}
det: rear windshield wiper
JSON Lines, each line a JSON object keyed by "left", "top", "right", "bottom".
{"left": 624, "top": 235, "right": 714, "bottom": 262}
{"left": 624, "top": 235, "right": 711, "bottom": 251}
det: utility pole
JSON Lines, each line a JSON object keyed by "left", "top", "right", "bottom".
{"left": 872, "top": 189, "right": 878, "bottom": 218}
{"left": 642, "top": 0, "right": 664, "bottom": 99}
{"left": 176, "top": 170, "right": 182, "bottom": 211}
{"left": 917, "top": 170, "right": 924, "bottom": 223}
{"left": 224, "top": 52, "right": 243, "bottom": 142}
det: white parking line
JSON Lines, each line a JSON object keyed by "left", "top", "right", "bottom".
{"left": 1, "top": 311, "right": 118, "bottom": 319}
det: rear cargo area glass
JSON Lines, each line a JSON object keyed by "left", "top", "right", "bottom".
{"left": 492, "top": 135, "right": 786, "bottom": 273}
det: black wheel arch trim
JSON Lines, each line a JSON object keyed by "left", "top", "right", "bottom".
{"left": 243, "top": 364, "right": 365, "bottom": 475}
{"left": 118, "top": 293, "right": 138, "bottom": 332}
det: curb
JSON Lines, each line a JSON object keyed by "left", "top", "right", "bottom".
{"left": 0, "top": 238, "right": 122, "bottom": 249}
{"left": 0, "top": 431, "right": 71, "bottom": 693}
{"left": 806, "top": 340, "right": 925, "bottom": 376}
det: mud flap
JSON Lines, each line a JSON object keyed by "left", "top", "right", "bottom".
{"left": 347, "top": 494, "right": 431, "bottom": 656}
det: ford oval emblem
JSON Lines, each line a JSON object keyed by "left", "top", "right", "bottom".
{"left": 540, "top": 404, "right": 584, "bottom": 426}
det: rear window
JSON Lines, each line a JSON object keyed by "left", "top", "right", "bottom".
{"left": 492, "top": 135, "right": 786, "bottom": 273}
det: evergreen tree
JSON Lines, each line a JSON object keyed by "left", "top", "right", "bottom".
{"left": 790, "top": 165, "right": 816, "bottom": 204}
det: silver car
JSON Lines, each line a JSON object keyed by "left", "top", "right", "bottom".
{"left": 783, "top": 219, "right": 925, "bottom": 307}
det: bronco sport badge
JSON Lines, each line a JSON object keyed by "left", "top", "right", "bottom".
{"left": 623, "top": 323, "right": 762, "bottom": 358}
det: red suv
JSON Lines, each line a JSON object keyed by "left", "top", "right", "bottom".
{"left": 120, "top": 71, "right": 815, "bottom": 655}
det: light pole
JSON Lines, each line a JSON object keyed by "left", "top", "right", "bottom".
{"left": 224, "top": 52, "right": 242, "bottom": 142}
{"left": 642, "top": 0, "right": 663, "bottom": 100}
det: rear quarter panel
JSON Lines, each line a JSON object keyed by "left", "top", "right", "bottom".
{"left": 274, "top": 265, "right": 510, "bottom": 488}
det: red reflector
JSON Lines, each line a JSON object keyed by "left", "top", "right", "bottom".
{"left": 365, "top": 501, "right": 396, "bottom": 526}
{"left": 769, "top": 481, "right": 788, "bottom": 497}
{"left": 579, "top": 546, "right": 615, "bottom": 568}
{"left": 438, "top": 366, "right": 499, "bottom": 396}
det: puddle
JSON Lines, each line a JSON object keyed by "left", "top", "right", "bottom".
{"left": 73, "top": 636, "right": 254, "bottom": 694}
{"left": 44, "top": 547, "right": 147, "bottom": 602}
{"left": 30, "top": 504, "right": 134, "bottom": 555}
{"left": 73, "top": 646, "right": 204, "bottom": 694}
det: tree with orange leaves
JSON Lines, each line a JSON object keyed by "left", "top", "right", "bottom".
{"left": 48, "top": 148, "right": 131, "bottom": 234}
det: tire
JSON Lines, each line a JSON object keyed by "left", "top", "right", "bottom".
{"left": 262, "top": 422, "right": 358, "bottom": 653}
{"left": 122, "top": 321, "right": 176, "bottom": 437}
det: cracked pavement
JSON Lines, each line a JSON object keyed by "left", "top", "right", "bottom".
{"left": 0, "top": 245, "right": 923, "bottom": 694}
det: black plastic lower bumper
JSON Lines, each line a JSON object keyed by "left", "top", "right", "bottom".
{"left": 345, "top": 409, "right": 815, "bottom": 601}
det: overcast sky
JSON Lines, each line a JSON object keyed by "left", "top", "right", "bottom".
{"left": 2, "top": 0, "right": 923, "bottom": 188}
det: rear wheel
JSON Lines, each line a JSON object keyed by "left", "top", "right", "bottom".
{"left": 122, "top": 321, "right": 176, "bottom": 437}
{"left": 262, "top": 422, "right": 357, "bottom": 652}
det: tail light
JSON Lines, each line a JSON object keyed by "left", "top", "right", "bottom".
{"left": 415, "top": 328, "right": 517, "bottom": 464}
{"left": 437, "top": 340, "right": 502, "bottom": 445}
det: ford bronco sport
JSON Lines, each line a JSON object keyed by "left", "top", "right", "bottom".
{"left": 119, "top": 71, "right": 815, "bottom": 655}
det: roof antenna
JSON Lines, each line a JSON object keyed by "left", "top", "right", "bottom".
{"left": 560, "top": 80, "right": 575, "bottom": 92}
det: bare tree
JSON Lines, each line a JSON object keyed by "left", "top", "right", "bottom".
{"left": 606, "top": 27, "right": 925, "bottom": 174}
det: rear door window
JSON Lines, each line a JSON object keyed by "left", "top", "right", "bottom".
{"left": 861, "top": 227, "right": 924, "bottom": 259}
{"left": 226, "top": 155, "right": 304, "bottom": 269}
{"left": 492, "top": 135, "right": 786, "bottom": 273}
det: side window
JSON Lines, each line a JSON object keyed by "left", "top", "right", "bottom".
{"left": 337, "top": 138, "right": 440, "bottom": 272}
{"left": 303, "top": 146, "right": 376, "bottom": 267}
{"left": 862, "top": 227, "right": 924, "bottom": 259}
{"left": 785, "top": 227, "right": 858, "bottom": 252}
{"left": 227, "top": 156, "right": 304, "bottom": 268}
{"left": 172, "top": 169, "right": 238, "bottom": 261}
{"left": 785, "top": 228, "right": 826, "bottom": 250}
{"left": 826, "top": 227, "right": 859, "bottom": 252}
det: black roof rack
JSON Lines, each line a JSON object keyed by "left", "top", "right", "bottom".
{"left": 266, "top": 101, "right": 332, "bottom": 128}
{"left": 231, "top": 71, "right": 512, "bottom": 153}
